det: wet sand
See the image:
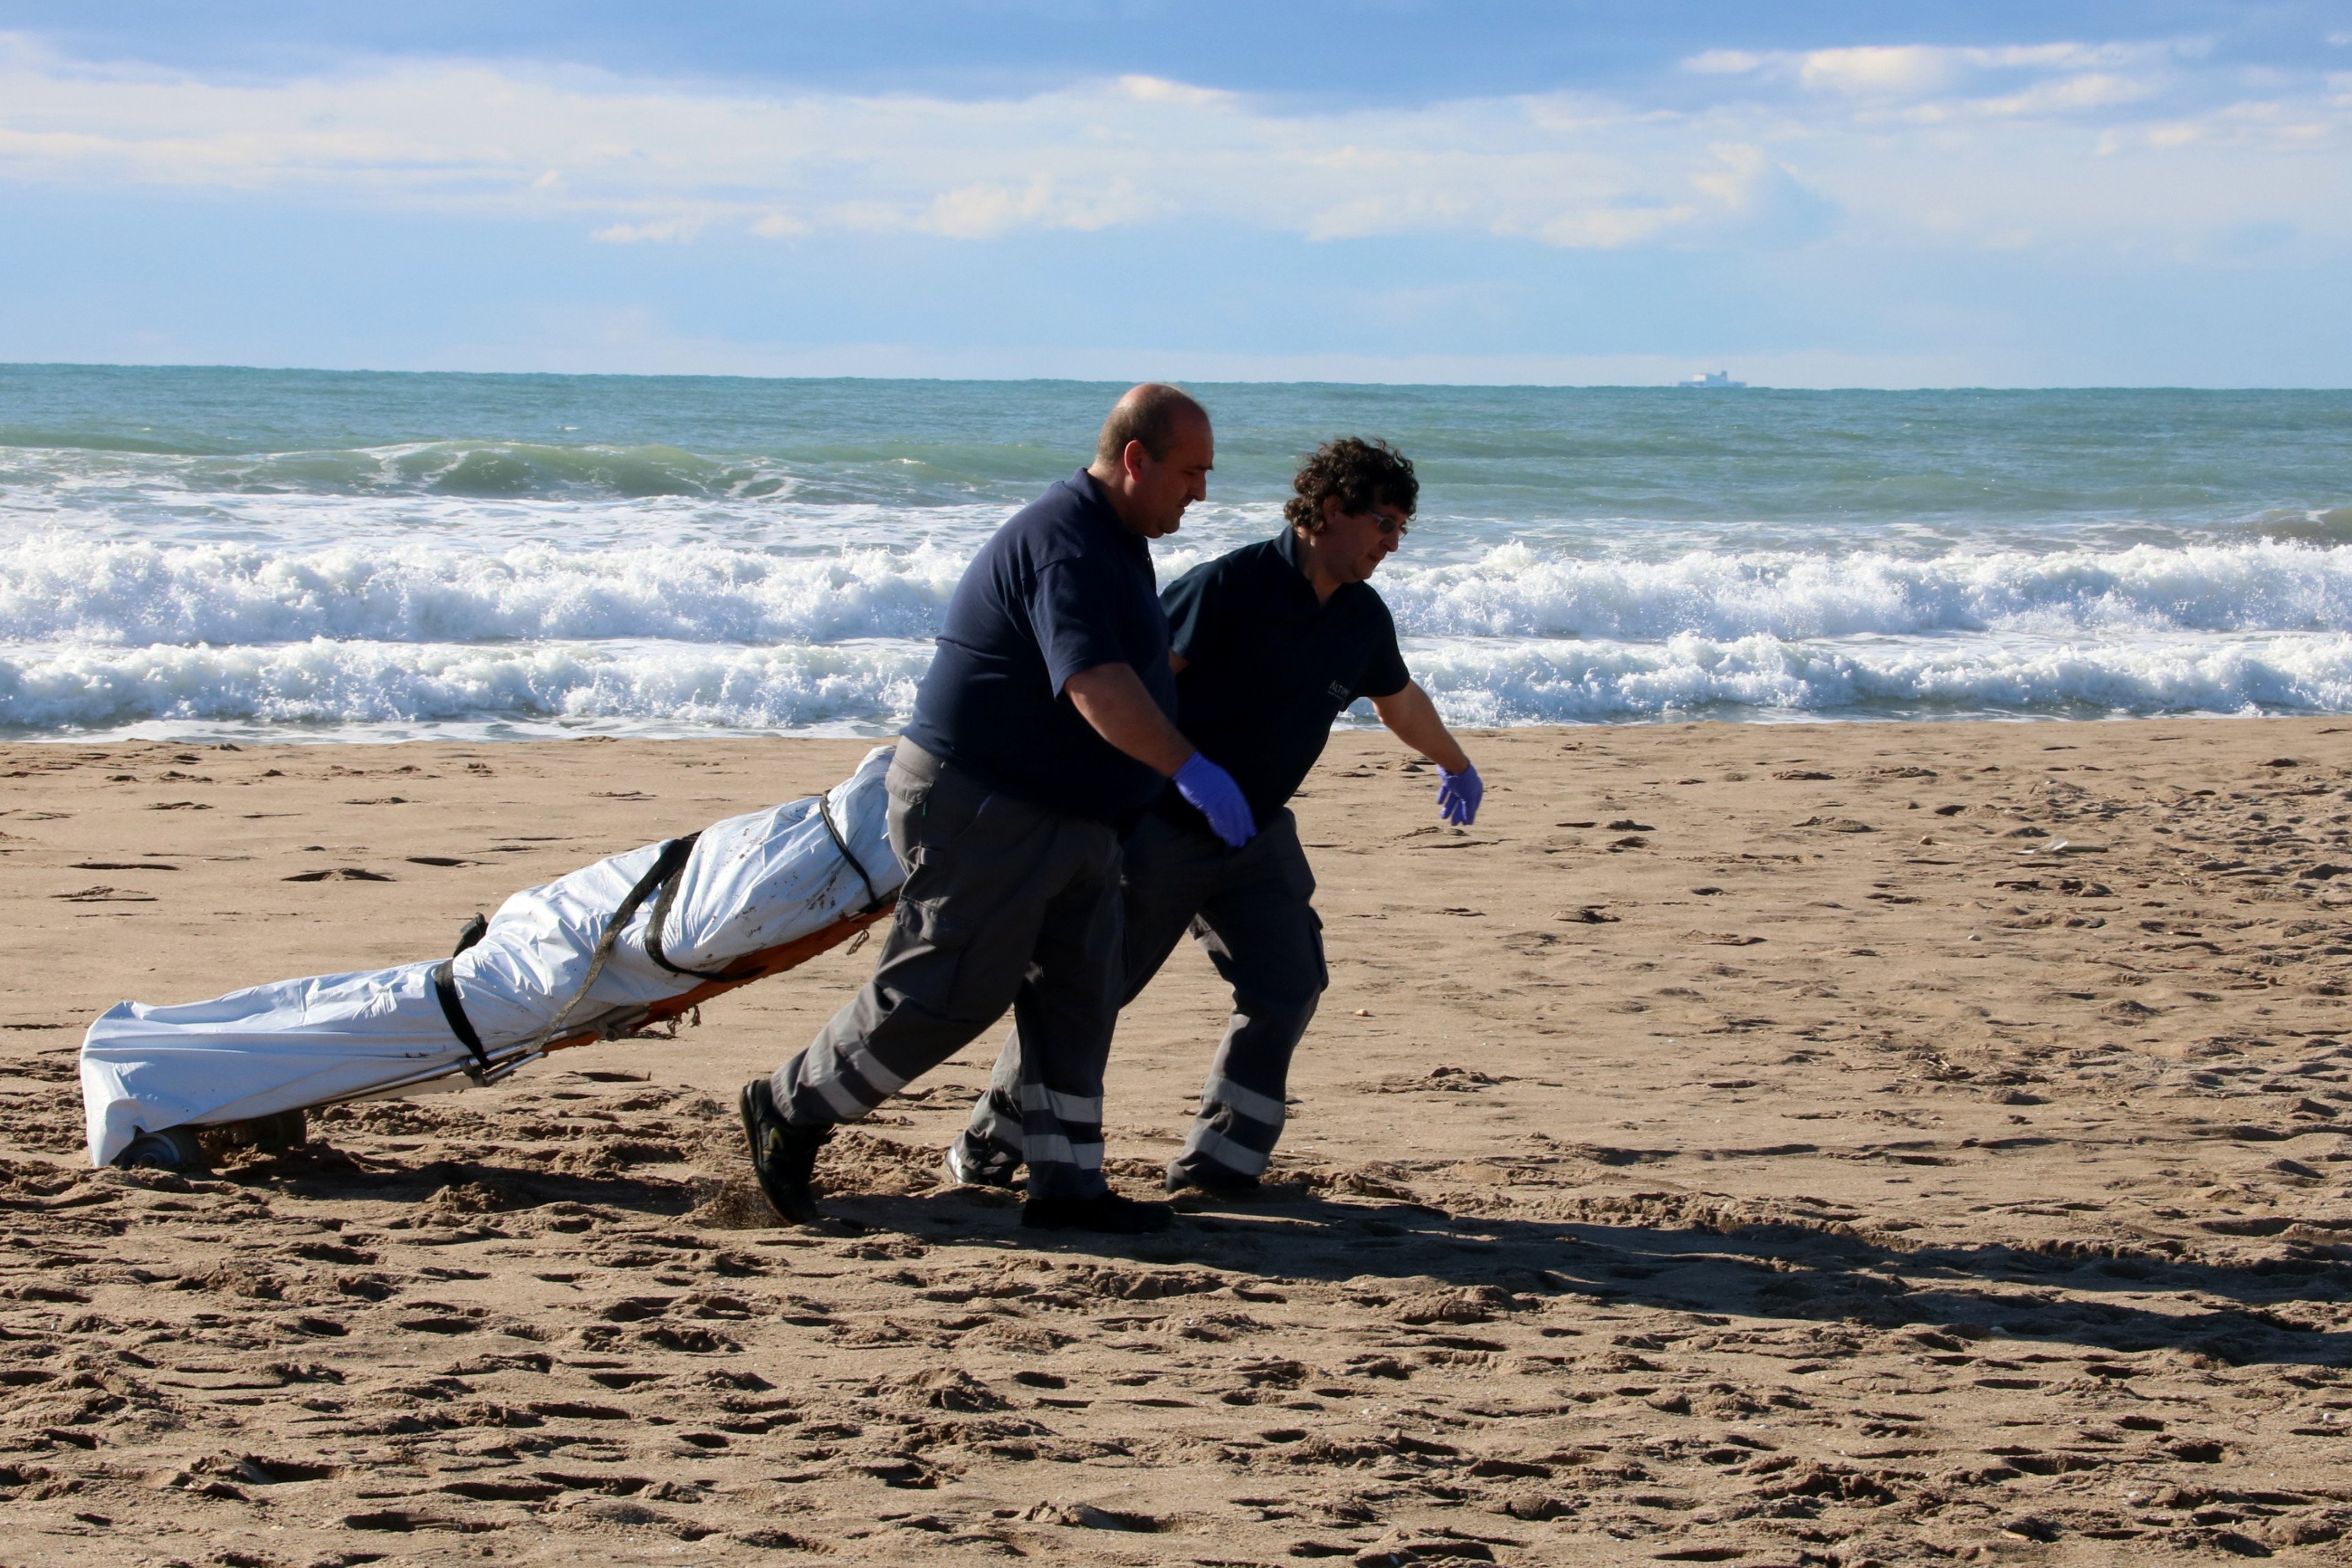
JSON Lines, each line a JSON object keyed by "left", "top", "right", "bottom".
{"left": 2, "top": 719, "right": 2349, "bottom": 1565}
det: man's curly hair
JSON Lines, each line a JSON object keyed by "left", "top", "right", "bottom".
{"left": 1283, "top": 437, "right": 1419, "bottom": 534}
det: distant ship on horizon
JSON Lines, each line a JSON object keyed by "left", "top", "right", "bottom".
{"left": 1679, "top": 370, "right": 1746, "bottom": 388}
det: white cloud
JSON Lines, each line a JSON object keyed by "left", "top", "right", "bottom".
{"left": 592, "top": 216, "right": 703, "bottom": 243}
{"left": 1682, "top": 50, "right": 1765, "bottom": 76}
{"left": 1688, "top": 37, "right": 2192, "bottom": 116}
{"left": 0, "top": 30, "right": 2342, "bottom": 263}
{"left": 1799, "top": 45, "right": 1966, "bottom": 97}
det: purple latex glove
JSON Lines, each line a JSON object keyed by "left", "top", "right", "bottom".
{"left": 1436, "top": 761, "right": 1483, "bottom": 826}
{"left": 1174, "top": 752, "right": 1256, "bottom": 847}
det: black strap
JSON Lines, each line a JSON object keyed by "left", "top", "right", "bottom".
{"left": 430, "top": 959, "right": 493, "bottom": 1076}
{"left": 643, "top": 834, "right": 736, "bottom": 981}
{"left": 645, "top": 797, "right": 884, "bottom": 978}
{"left": 514, "top": 837, "right": 693, "bottom": 1057}
{"left": 817, "top": 793, "right": 884, "bottom": 912}
{"left": 452, "top": 913, "right": 488, "bottom": 957}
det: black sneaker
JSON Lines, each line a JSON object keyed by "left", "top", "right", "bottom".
{"left": 1020, "top": 1193, "right": 1175, "bottom": 1234}
{"left": 739, "top": 1079, "right": 830, "bottom": 1225}
{"left": 942, "top": 1136, "right": 1023, "bottom": 1190}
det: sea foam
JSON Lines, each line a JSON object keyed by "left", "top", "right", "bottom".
{"left": 0, "top": 637, "right": 934, "bottom": 735}
{"left": 5, "top": 536, "right": 2352, "bottom": 650}
{"left": 10, "top": 627, "right": 2350, "bottom": 734}
{"left": 1407, "top": 630, "right": 2352, "bottom": 725}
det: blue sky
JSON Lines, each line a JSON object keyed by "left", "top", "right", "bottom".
{"left": 2, "top": 2, "right": 2348, "bottom": 385}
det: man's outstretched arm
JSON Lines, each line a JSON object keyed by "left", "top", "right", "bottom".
{"left": 1370, "top": 682, "right": 1480, "bottom": 826}
{"left": 1369, "top": 682, "right": 1470, "bottom": 774}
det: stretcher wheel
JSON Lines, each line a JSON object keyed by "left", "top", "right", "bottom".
{"left": 114, "top": 1126, "right": 210, "bottom": 1172}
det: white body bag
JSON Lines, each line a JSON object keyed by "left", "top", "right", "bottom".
{"left": 78, "top": 745, "right": 900, "bottom": 1167}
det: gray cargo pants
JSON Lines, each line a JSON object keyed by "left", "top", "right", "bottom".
{"left": 951, "top": 807, "right": 1326, "bottom": 1188}
{"left": 770, "top": 739, "right": 1123, "bottom": 1201}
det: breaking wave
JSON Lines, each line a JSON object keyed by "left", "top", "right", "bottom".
{"left": 7, "top": 536, "right": 2352, "bottom": 650}
{"left": 8, "top": 628, "right": 2351, "bottom": 738}
{"left": 0, "top": 638, "right": 934, "bottom": 736}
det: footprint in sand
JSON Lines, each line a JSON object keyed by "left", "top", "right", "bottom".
{"left": 52, "top": 885, "right": 157, "bottom": 902}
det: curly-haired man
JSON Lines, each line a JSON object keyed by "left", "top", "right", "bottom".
{"left": 948, "top": 436, "right": 1482, "bottom": 1200}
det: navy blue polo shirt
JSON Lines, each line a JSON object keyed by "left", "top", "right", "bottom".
{"left": 1158, "top": 529, "right": 1412, "bottom": 826}
{"left": 901, "top": 470, "right": 1176, "bottom": 823}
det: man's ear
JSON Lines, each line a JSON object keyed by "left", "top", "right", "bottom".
{"left": 1122, "top": 438, "right": 1152, "bottom": 483}
{"left": 1316, "top": 493, "right": 1347, "bottom": 533}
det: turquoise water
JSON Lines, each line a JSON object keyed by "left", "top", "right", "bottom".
{"left": 1, "top": 362, "right": 2348, "bottom": 740}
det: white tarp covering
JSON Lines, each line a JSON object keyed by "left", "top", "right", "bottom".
{"left": 79, "top": 745, "right": 901, "bottom": 1167}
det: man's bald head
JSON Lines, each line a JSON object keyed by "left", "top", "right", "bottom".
{"left": 1095, "top": 383, "right": 1210, "bottom": 467}
{"left": 1086, "top": 383, "right": 1213, "bottom": 540}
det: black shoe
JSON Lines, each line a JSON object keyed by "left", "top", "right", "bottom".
{"left": 739, "top": 1079, "right": 830, "bottom": 1225}
{"left": 1020, "top": 1193, "right": 1175, "bottom": 1234}
{"left": 943, "top": 1137, "right": 1023, "bottom": 1190}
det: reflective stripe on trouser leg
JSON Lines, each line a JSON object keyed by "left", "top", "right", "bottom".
{"left": 1009, "top": 841, "right": 1124, "bottom": 1201}
{"left": 1012, "top": 1081, "right": 1106, "bottom": 1185}
{"left": 946, "top": 1052, "right": 1114, "bottom": 1189}
{"left": 1169, "top": 993, "right": 1316, "bottom": 1184}
{"left": 1168, "top": 812, "right": 1325, "bottom": 1186}
{"left": 775, "top": 989, "right": 929, "bottom": 1123}
{"left": 1182, "top": 1125, "right": 1272, "bottom": 1177}
{"left": 1177, "top": 1071, "right": 1287, "bottom": 1177}
{"left": 1022, "top": 1131, "right": 1105, "bottom": 1171}
{"left": 1175, "top": 1057, "right": 1290, "bottom": 1178}
{"left": 1199, "top": 1072, "right": 1284, "bottom": 1125}
{"left": 1019, "top": 1082, "right": 1104, "bottom": 1123}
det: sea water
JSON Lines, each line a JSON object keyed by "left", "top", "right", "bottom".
{"left": 1, "top": 363, "right": 2347, "bottom": 743}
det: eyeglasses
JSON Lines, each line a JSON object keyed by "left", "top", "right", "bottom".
{"left": 1351, "top": 509, "right": 1410, "bottom": 538}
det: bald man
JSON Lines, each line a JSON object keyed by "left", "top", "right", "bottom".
{"left": 741, "top": 385, "right": 1256, "bottom": 1235}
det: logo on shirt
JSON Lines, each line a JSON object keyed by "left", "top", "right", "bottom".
{"left": 1327, "top": 681, "right": 1351, "bottom": 700}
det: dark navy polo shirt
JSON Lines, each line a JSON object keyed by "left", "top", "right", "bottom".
{"left": 901, "top": 470, "right": 1176, "bottom": 823}
{"left": 1158, "top": 529, "right": 1412, "bottom": 826}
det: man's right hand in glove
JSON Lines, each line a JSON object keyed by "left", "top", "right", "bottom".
{"left": 1060, "top": 662, "right": 1255, "bottom": 847}
{"left": 1173, "top": 752, "right": 1256, "bottom": 847}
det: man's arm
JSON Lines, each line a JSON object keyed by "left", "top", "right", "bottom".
{"left": 1368, "top": 682, "right": 1471, "bottom": 773}
{"left": 1065, "top": 661, "right": 1256, "bottom": 846}
{"left": 1064, "top": 662, "right": 1195, "bottom": 776}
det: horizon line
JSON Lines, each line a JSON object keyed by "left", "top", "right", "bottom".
{"left": 5, "top": 359, "right": 2349, "bottom": 394}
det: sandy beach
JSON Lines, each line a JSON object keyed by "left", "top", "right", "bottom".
{"left": 3, "top": 717, "right": 2349, "bottom": 1565}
